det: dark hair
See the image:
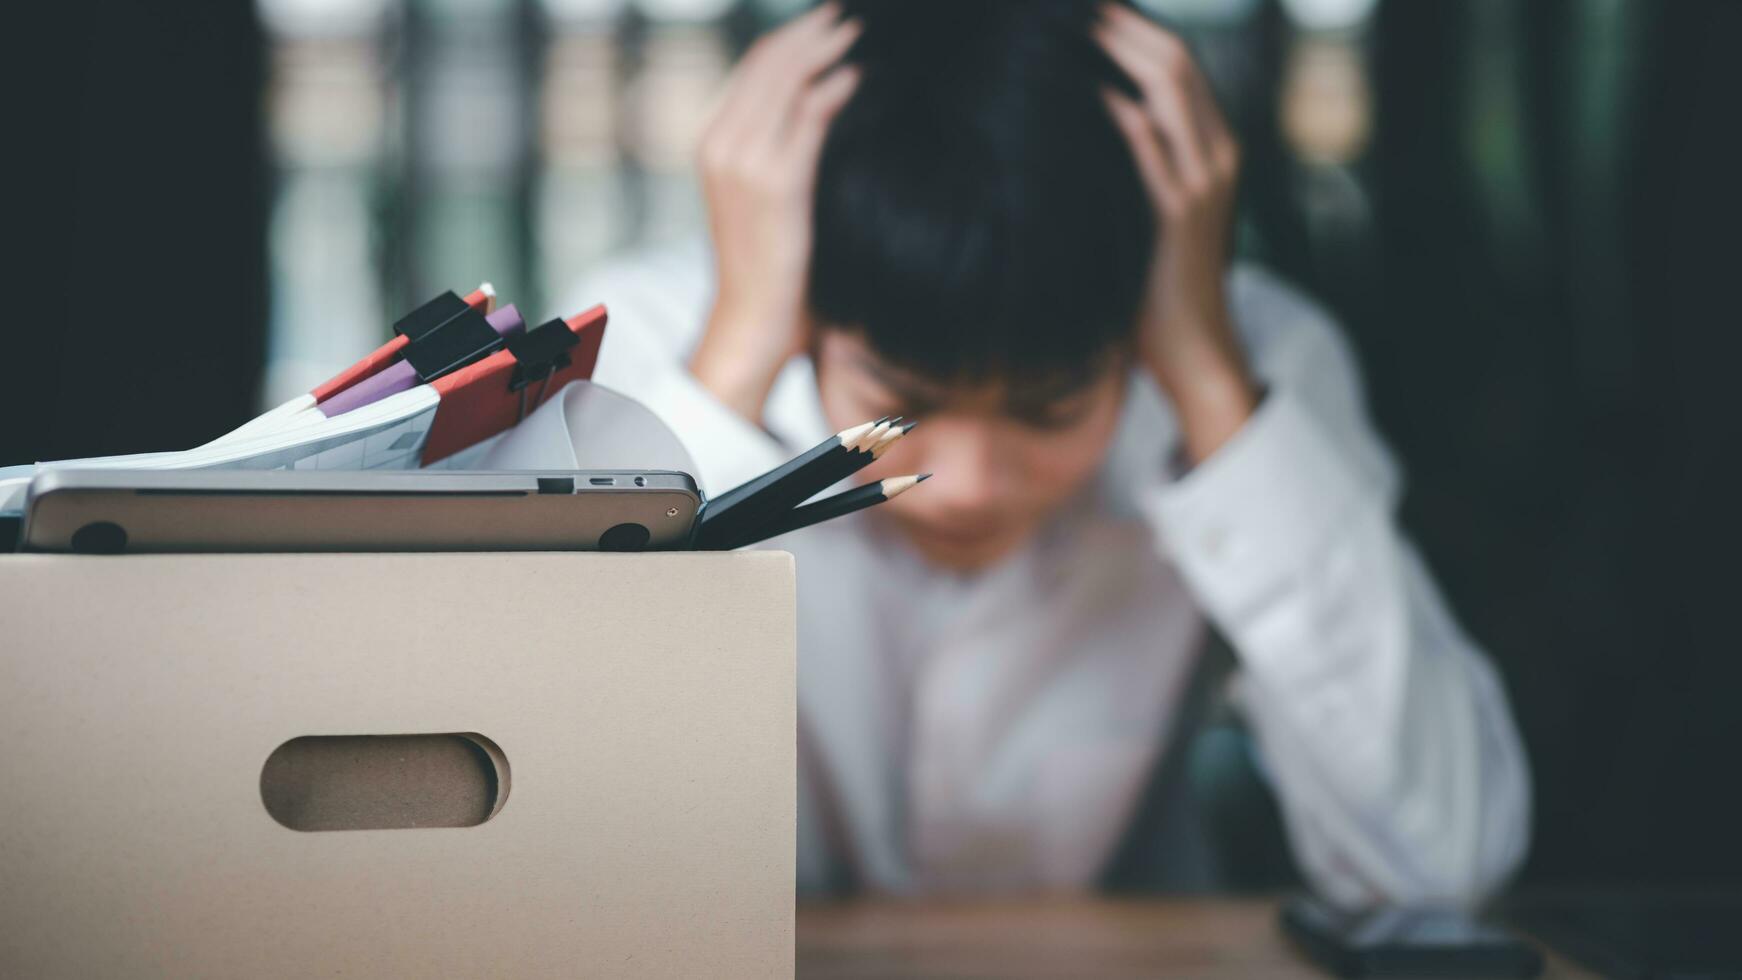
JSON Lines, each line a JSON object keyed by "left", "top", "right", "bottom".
{"left": 809, "top": 0, "right": 1152, "bottom": 388}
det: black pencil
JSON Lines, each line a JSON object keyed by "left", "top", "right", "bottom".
{"left": 742, "top": 417, "right": 916, "bottom": 536}
{"left": 798, "top": 418, "right": 915, "bottom": 495}
{"left": 730, "top": 474, "right": 931, "bottom": 549}
{"left": 711, "top": 417, "right": 887, "bottom": 511}
{"left": 695, "top": 418, "right": 887, "bottom": 550}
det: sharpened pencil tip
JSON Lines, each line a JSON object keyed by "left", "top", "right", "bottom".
{"left": 883, "top": 473, "right": 927, "bottom": 499}
{"left": 919, "top": 473, "right": 933, "bottom": 482}
{"left": 853, "top": 420, "right": 894, "bottom": 452}
{"left": 900, "top": 420, "right": 918, "bottom": 433}
{"left": 870, "top": 420, "right": 916, "bottom": 459}
{"left": 838, "top": 419, "right": 881, "bottom": 447}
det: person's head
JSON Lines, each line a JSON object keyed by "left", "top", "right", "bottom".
{"left": 807, "top": 0, "right": 1152, "bottom": 571}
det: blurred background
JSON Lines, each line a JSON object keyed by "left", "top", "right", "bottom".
{"left": 5, "top": 0, "right": 1739, "bottom": 889}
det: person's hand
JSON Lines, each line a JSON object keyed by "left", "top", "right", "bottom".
{"left": 688, "top": 2, "right": 862, "bottom": 424}
{"left": 1095, "top": 3, "right": 1256, "bottom": 464}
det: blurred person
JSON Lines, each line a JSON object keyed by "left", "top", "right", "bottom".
{"left": 572, "top": 0, "right": 1529, "bottom": 907}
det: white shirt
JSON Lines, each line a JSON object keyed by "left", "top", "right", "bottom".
{"left": 569, "top": 238, "right": 1530, "bottom": 908}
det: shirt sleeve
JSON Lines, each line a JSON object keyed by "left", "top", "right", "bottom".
{"left": 1139, "top": 271, "right": 1532, "bottom": 909}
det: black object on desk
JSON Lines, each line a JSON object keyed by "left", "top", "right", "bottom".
{"left": 1281, "top": 894, "right": 1543, "bottom": 978}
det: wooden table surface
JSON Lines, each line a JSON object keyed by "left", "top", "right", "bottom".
{"left": 797, "top": 898, "right": 1596, "bottom": 979}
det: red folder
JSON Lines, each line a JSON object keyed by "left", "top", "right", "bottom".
{"left": 310, "top": 286, "right": 496, "bottom": 404}
{"left": 421, "top": 305, "right": 608, "bottom": 465}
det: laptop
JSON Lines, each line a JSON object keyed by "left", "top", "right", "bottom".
{"left": 18, "top": 468, "right": 701, "bottom": 554}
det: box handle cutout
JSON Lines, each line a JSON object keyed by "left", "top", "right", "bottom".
{"left": 261, "top": 733, "right": 510, "bottom": 832}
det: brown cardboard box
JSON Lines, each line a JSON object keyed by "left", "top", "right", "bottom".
{"left": 0, "top": 552, "right": 796, "bottom": 978}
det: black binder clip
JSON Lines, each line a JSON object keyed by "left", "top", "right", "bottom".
{"left": 504, "top": 318, "right": 580, "bottom": 422}
{"left": 393, "top": 290, "right": 503, "bottom": 383}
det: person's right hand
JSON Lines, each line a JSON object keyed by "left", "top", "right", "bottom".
{"left": 688, "top": 2, "right": 862, "bottom": 424}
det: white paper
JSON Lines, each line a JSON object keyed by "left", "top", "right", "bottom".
{"left": 479, "top": 381, "right": 696, "bottom": 474}
{"left": 2, "top": 387, "right": 440, "bottom": 516}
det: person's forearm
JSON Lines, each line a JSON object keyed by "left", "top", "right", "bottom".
{"left": 1148, "top": 324, "right": 1259, "bottom": 465}
{"left": 1236, "top": 555, "right": 1532, "bottom": 908}
{"left": 688, "top": 306, "right": 791, "bottom": 425}
{"left": 685, "top": 4, "right": 860, "bottom": 427}
{"left": 1143, "top": 388, "right": 1529, "bottom": 906}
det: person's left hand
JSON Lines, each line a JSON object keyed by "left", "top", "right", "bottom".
{"left": 1095, "top": 3, "right": 1256, "bottom": 464}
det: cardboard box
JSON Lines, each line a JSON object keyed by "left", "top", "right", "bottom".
{"left": 0, "top": 552, "right": 796, "bottom": 978}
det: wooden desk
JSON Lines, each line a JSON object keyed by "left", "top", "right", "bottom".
{"left": 798, "top": 898, "right": 1596, "bottom": 979}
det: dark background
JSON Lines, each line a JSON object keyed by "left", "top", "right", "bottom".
{"left": 4, "top": 0, "right": 1739, "bottom": 887}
